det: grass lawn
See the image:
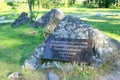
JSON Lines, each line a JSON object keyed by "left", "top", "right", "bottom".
{"left": 0, "top": 2, "right": 120, "bottom": 80}
{"left": 0, "top": 23, "right": 44, "bottom": 79}
{"left": 81, "top": 15, "right": 120, "bottom": 41}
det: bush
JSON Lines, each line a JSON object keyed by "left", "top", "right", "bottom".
{"left": 7, "top": 2, "right": 17, "bottom": 10}
{"left": 89, "top": 3, "right": 99, "bottom": 8}
{"left": 7, "top": 2, "right": 14, "bottom": 6}
{"left": 109, "top": 4, "right": 120, "bottom": 9}
{"left": 42, "top": 0, "right": 61, "bottom": 8}
{"left": 83, "top": 1, "right": 87, "bottom": 7}
{"left": 82, "top": 1, "right": 98, "bottom": 8}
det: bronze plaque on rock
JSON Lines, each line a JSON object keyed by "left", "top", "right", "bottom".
{"left": 42, "top": 38, "right": 92, "bottom": 63}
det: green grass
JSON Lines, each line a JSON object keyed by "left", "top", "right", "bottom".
{"left": 81, "top": 15, "right": 120, "bottom": 41}
{"left": 0, "top": 2, "right": 120, "bottom": 80}
{"left": 0, "top": 23, "right": 44, "bottom": 79}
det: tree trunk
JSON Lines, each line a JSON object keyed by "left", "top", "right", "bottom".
{"left": 73, "top": 0, "right": 76, "bottom": 4}
{"left": 65, "top": 0, "right": 68, "bottom": 8}
{"left": 28, "top": 0, "right": 33, "bottom": 22}
{"left": 118, "top": 0, "right": 120, "bottom": 6}
{"left": 39, "top": 0, "right": 42, "bottom": 9}
{"left": 105, "top": 0, "right": 109, "bottom": 8}
{"left": 98, "top": 0, "right": 102, "bottom": 8}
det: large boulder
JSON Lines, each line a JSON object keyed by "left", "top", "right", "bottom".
{"left": 98, "top": 72, "right": 120, "bottom": 80}
{"left": 31, "top": 9, "right": 65, "bottom": 38}
{"left": 21, "top": 43, "right": 45, "bottom": 70}
{"left": 22, "top": 15, "right": 120, "bottom": 70}
{"left": 12, "top": 12, "right": 30, "bottom": 27}
{"left": 91, "top": 28, "right": 120, "bottom": 66}
{"left": 31, "top": 9, "right": 64, "bottom": 28}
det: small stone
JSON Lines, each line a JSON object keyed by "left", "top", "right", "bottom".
{"left": 96, "top": 13, "right": 103, "bottom": 17}
{"left": 41, "top": 47, "right": 44, "bottom": 52}
{"left": 0, "top": 16, "right": 6, "bottom": 21}
{"left": 36, "top": 48, "right": 40, "bottom": 52}
{"left": 10, "top": 14, "right": 16, "bottom": 17}
{"left": 41, "top": 63, "right": 46, "bottom": 68}
{"left": 8, "top": 72, "right": 23, "bottom": 80}
{"left": 47, "top": 71, "right": 59, "bottom": 80}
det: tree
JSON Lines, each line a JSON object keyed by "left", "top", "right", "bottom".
{"left": 65, "top": 0, "right": 68, "bottom": 8}
{"left": 83, "top": 0, "right": 117, "bottom": 8}
{"left": 101, "top": 0, "right": 115, "bottom": 8}
{"left": 69, "top": 0, "right": 76, "bottom": 6}
{"left": 27, "top": 0, "right": 40, "bottom": 22}
{"left": 116, "top": 0, "right": 120, "bottom": 6}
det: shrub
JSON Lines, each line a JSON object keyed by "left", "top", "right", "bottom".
{"left": 7, "top": 2, "right": 14, "bottom": 6}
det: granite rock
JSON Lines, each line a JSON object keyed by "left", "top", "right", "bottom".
{"left": 91, "top": 28, "right": 120, "bottom": 66}
{"left": 0, "top": 16, "right": 6, "bottom": 21}
{"left": 47, "top": 71, "right": 59, "bottom": 80}
{"left": 12, "top": 12, "right": 30, "bottom": 27}
{"left": 98, "top": 72, "right": 120, "bottom": 80}
{"left": 113, "top": 60, "right": 120, "bottom": 71}
{"left": 53, "top": 15, "right": 90, "bottom": 39}
{"left": 31, "top": 9, "right": 65, "bottom": 38}
{"left": 31, "top": 8, "right": 64, "bottom": 28}
{"left": 22, "top": 15, "right": 120, "bottom": 70}
{"left": 21, "top": 43, "right": 45, "bottom": 70}
{"left": 8, "top": 72, "right": 23, "bottom": 80}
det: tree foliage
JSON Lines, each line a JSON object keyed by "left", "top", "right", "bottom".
{"left": 27, "top": 0, "right": 63, "bottom": 22}
{"left": 83, "top": 0, "right": 120, "bottom": 8}
{"left": 27, "top": 0, "right": 40, "bottom": 22}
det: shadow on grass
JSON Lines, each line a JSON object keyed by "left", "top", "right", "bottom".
{"left": 81, "top": 16, "right": 120, "bottom": 42}
{"left": 0, "top": 10, "right": 49, "bottom": 20}
{"left": 87, "top": 16, "right": 120, "bottom": 21}
{"left": 91, "top": 9, "right": 120, "bottom": 13}
{"left": 63, "top": 8, "right": 120, "bottom": 16}
{"left": 83, "top": 17, "right": 120, "bottom": 36}
{"left": 0, "top": 13, "right": 18, "bottom": 20}
{"left": 75, "top": 8, "right": 120, "bottom": 13}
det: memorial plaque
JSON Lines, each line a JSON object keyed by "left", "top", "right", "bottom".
{"left": 42, "top": 38, "right": 93, "bottom": 63}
